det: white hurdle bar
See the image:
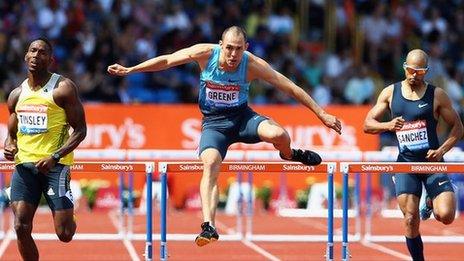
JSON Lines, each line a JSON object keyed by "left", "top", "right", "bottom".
{"left": 157, "top": 161, "right": 337, "bottom": 261}
{"left": 341, "top": 162, "right": 464, "bottom": 261}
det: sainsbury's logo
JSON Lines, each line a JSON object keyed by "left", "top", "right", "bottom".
{"left": 282, "top": 165, "right": 315, "bottom": 171}
{"left": 400, "top": 120, "right": 426, "bottom": 131}
{"left": 361, "top": 165, "right": 394, "bottom": 172}
{"left": 101, "top": 164, "right": 134, "bottom": 171}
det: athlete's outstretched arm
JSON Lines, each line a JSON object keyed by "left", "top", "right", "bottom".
{"left": 426, "top": 88, "right": 464, "bottom": 161}
{"left": 364, "top": 86, "right": 404, "bottom": 134}
{"left": 107, "top": 44, "right": 214, "bottom": 76}
{"left": 3, "top": 87, "right": 21, "bottom": 161}
{"left": 247, "top": 53, "right": 342, "bottom": 134}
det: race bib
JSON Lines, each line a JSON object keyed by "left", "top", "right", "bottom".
{"left": 17, "top": 104, "right": 48, "bottom": 134}
{"left": 205, "top": 81, "right": 239, "bottom": 107}
{"left": 396, "top": 120, "right": 429, "bottom": 152}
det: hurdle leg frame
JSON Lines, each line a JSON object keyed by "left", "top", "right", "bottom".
{"left": 159, "top": 163, "right": 168, "bottom": 261}
{"left": 118, "top": 172, "right": 125, "bottom": 235}
{"left": 145, "top": 163, "right": 154, "bottom": 261}
{"left": 342, "top": 165, "right": 350, "bottom": 261}
{"left": 365, "top": 173, "right": 372, "bottom": 239}
{"left": 354, "top": 173, "right": 361, "bottom": 240}
{"left": 128, "top": 172, "right": 134, "bottom": 237}
{"left": 326, "top": 166, "right": 334, "bottom": 261}
{"left": 246, "top": 172, "right": 253, "bottom": 240}
{"left": 0, "top": 173, "right": 4, "bottom": 239}
{"left": 237, "top": 172, "right": 243, "bottom": 238}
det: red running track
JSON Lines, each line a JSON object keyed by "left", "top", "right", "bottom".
{"left": 1, "top": 208, "right": 464, "bottom": 260}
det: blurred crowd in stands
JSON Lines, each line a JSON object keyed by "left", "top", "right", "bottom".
{"left": 0, "top": 0, "right": 463, "bottom": 116}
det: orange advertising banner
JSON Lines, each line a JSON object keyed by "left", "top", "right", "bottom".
{"left": 0, "top": 104, "right": 378, "bottom": 150}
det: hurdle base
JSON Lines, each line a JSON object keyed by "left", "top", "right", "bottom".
{"left": 364, "top": 234, "right": 464, "bottom": 243}
{"left": 27, "top": 233, "right": 128, "bottom": 240}
{"left": 130, "top": 233, "right": 243, "bottom": 241}
{"left": 279, "top": 208, "right": 358, "bottom": 218}
{"left": 246, "top": 233, "right": 361, "bottom": 242}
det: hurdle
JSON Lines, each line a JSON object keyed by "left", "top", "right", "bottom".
{"left": 341, "top": 162, "right": 464, "bottom": 261}
{"left": 363, "top": 150, "right": 464, "bottom": 219}
{"left": 156, "top": 161, "right": 336, "bottom": 261}
{"left": 274, "top": 150, "right": 363, "bottom": 244}
{"left": 0, "top": 161, "right": 155, "bottom": 260}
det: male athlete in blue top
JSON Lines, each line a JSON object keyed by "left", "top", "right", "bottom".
{"left": 364, "top": 49, "right": 463, "bottom": 261}
{"left": 108, "top": 26, "right": 342, "bottom": 246}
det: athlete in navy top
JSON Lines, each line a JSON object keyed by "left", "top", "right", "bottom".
{"left": 364, "top": 49, "right": 463, "bottom": 261}
{"left": 391, "top": 82, "right": 440, "bottom": 162}
{"left": 108, "top": 26, "right": 342, "bottom": 247}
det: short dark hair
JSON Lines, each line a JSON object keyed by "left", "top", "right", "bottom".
{"left": 221, "top": 26, "right": 247, "bottom": 42}
{"left": 32, "top": 37, "right": 53, "bottom": 54}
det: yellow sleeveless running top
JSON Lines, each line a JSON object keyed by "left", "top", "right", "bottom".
{"left": 15, "top": 73, "right": 73, "bottom": 165}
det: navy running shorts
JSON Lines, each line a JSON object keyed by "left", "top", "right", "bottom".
{"left": 11, "top": 163, "right": 74, "bottom": 210}
{"left": 394, "top": 172, "right": 454, "bottom": 199}
{"left": 199, "top": 107, "right": 268, "bottom": 159}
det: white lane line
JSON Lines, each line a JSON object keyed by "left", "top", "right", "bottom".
{"left": 0, "top": 229, "right": 14, "bottom": 259}
{"left": 292, "top": 218, "right": 330, "bottom": 233}
{"left": 241, "top": 239, "right": 281, "bottom": 261}
{"left": 214, "top": 218, "right": 280, "bottom": 261}
{"left": 361, "top": 239, "right": 410, "bottom": 260}
{"left": 214, "top": 219, "right": 238, "bottom": 235}
{"left": 108, "top": 211, "right": 140, "bottom": 261}
{"left": 122, "top": 239, "right": 141, "bottom": 261}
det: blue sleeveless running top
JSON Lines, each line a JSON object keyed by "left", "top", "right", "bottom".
{"left": 391, "top": 82, "right": 439, "bottom": 161}
{"left": 199, "top": 46, "right": 250, "bottom": 116}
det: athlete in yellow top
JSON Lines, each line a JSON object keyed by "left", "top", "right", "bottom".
{"left": 3, "top": 38, "right": 87, "bottom": 261}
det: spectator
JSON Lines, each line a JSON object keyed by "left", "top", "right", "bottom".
{"left": 344, "top": 65, "right": 375, "bottom": 105}
{"left": 0, "top": 0, "right": 462, "bottom": 108}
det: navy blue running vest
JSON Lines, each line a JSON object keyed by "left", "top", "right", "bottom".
{"left": 391, "top": 82, "right": 439, "bottom": 162}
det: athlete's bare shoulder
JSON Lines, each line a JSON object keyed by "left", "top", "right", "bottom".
{"left": 383, "top": 84, "right": 394, "bottom": 93}
{"left": 378, "top": 84, "right": 394, "bottom": 102}
{"left": 245, "top": 51, "right": 275, "bottom": 81}
{"left": 433, "top": 85, "right": 447, "bottom": 97}
{"left": 8, "top": 86, "right": 22, "bottom": 101}
{"left": 6, "top": 86, "right": 22, "bottom": 112}
{"left": 189, "top": 43, "right": 216, "bottom": 69}
{"left": 191, "top": 43, "right": 216, "bottom": 52}
{"left": 433, "top": 85, "right": 452, "bottom": 107}
{"left": 246, "top": 51, "right": 266, "bottom": 65}
{"left": 187, "top": 43, "right": 215, "bottom": 60}
{"left": 56, "top": 76, "right": 77, "bottom": 92}
{"left": 53, "top": 76, "right": 79, "bottom": 107}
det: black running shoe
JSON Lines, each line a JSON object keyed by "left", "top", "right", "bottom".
{"left": 281, "top": 149, "right": 322, "bottom": 166}
{"left": 195, "top": 222, "right": 219, "bottom": 247}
